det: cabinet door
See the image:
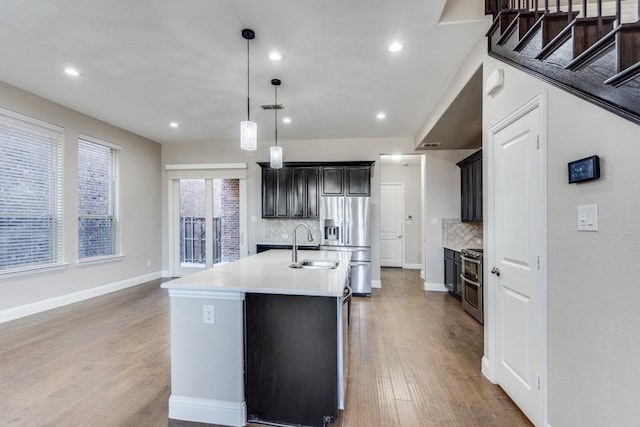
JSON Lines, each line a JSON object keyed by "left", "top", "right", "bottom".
{"left": 346, "top": 167, "right": 370, "bottom": 196}
{"left": 472, "top": 159, "right": 483, "bottom": 221}
{"left": 444, "top": 257, "right": 454, "bottom": 292}
{"left": 262, "top": 168, "right": 290, "bottom": 218}
{"left": 454, "top": 259, "right": 462, "bottom": 295}
{"left": 321, "top": 167, "right": 344, "bottom": 196}
{"left": 306, "top": 168, "right": 320, "bottom": 218}
{"left": 291, "top": 168, "right": 306, "bottom": 218}
{"left": 460, "top": 165, "right": 473, "bottom": 222}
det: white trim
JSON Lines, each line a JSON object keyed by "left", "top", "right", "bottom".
{"left": 0, "top": 105, "right": 63, "bottom": 133}
{"left": 424, "top": 282, "right": 448, "bottom": 292}
{"left": 166, "top": 163, "right": 247, "bottom": 170}
{"left": 76, "top": 254, "right": 125, "bottom": 267}
{"left": 402, "top": 263, "right": 422, "bottom": 269}
{"left": 0, "top": 271, "right": 162, "bottom": 323}
{"left": 161, "top": 270, "right": 171, "bottom": 278}
{"left": 486, "top": 92, "right": 548, "bottom": 426}
{"left": 78, "top": 133, "right": 122, "bottom": 151}
{"left": 380, "top": 182, "right": 404, "bottom": 268}
{"left": 420, "top": 270, "right": 425, "bottom": 280}
{"left": 168, "top": 395, "right": 246, "bottom": 427}
{"left": 0, "top": 262, "right": 69, "bottom": 280}
{"left": 166, "top": 289, "right": 245, "bottom": 301}
{"left": 371, "top": 279, "right": 381, "bottom": 289}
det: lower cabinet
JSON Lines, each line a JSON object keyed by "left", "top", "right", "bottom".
{"left": 245, "top": 293, "right": 339, "bottom": 427}
{"left": 444, "top": 248, "right": 462, "bottom": 296}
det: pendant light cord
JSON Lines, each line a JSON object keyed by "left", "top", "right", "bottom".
{"left": 274, "top": 85, "right": 278, "bottom": 147}
{"left": 246, "top": 38, "right": 251, "bottom": 121}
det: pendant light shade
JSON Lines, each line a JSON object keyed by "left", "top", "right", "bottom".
{"left": 270, "top": 146, "right": 283, "bottom": 169}
{"left": 240, "top": 29, "right": 257, "bottom": 151}
{"left": 270, "top": 79, "right": 283, "bottom": 168}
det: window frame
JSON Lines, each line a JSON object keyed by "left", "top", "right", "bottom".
{"left": 0, "top": 107, "right": 66, "bottom": 277}
{"left": 77, "top": 134, "right": 122, "bottom": 264}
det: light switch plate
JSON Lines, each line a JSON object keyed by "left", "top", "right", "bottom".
{"left": 577, "top": 205, "right": 598, "bottom": 231}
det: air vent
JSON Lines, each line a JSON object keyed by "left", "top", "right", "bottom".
{"left": 261, "top": 104, "right": 284, "bottom": 110}
{"left": 421, "top": 142, "right": 441, "bottom": 148}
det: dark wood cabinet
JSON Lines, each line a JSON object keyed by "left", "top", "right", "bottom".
{"left": 346, "top": 167, "right": 370, "bottom": 196}
{"left": 262, "top": 168, "right": 290, "bottom": 218}
{"left": 245, "top": 293, "right": 338, "bottom": 426}
{"left": 321, "top": 166, "right": 370, "bottom": 196}
{"left": 457, "top": 150, "right": 482, "bottom": 222}
{"left": 291, "top": 167, "right": 319, "bottom": 218}
{"left": 321, "top": 167, "right": 344, "bottom": 196}
{"left": 444, "top": 248, "right": 462, "bottom": 296}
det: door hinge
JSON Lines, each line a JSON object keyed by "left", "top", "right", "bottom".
{"left": 536, "top": 374, "right": 541, "bottom": 390}
{"left": 536, "top": 135, "right": 540, "bottom": 150}
{"left": 537, "top": 255, "right": 540, "bottom": 270}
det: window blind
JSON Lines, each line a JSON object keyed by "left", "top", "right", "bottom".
{"left": 0, "top": 109, "right": 64, "bottom": 272}
{"left": 78, "top": 136, "right": 121, "bottom": 259}
{"left": 78, "top": 136, "right": 120, "bottom": 259}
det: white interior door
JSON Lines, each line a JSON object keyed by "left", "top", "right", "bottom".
{"left": 380, "top": 183, "right": 403, "bottom": 267}
{"left": 491, "top": 103, "right": 544, "bottom": 425}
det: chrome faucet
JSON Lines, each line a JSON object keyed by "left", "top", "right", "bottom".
{"left": 292, "top": 223, "right": 313, "bottom": 263}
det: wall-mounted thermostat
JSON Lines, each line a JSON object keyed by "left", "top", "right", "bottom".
{"left": 568, "top": 155, "right": 600, "bottom": 183}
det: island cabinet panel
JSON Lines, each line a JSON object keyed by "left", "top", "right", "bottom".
{"left": 262, "top": 168, "right": 291, "bottom": 218}
{"left": 291, "top": 167, "right": 320, "bottom": 218}
{"left": 444, "top": 248, "right": 462, "bottom": 296}
{"left": 245, "top": 293, "right": 338, "bottom": 427}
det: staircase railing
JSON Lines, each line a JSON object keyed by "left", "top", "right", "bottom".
{"left": 486, "top": 0, "right": 640, "bottom": 125}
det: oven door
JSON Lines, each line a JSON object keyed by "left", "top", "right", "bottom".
{"left": 460, "top": 275, "right": 483, "bottom": 324}
{"left": 461, "top": 255, "right": 482, "bottom": 283}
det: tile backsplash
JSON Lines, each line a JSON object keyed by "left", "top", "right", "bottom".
{"left": 262, "top": 219, "right": 321, "bottom": 245}
{"left": 442, "top": 218, "right": 483, "bottom": 249}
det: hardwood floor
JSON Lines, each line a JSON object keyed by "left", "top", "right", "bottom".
{"left": 0, "top": 268, "right": 531, "bottom": 427}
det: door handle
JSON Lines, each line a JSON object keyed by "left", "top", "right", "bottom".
{"left": 491, "top": 267, "right": 501, "bottom": 277}
{"left": 397, "top": 235, "right": 402, "bottom": 238}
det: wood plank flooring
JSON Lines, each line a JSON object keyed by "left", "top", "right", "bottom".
{"left": 0, "top": 268, "right": 531, "bottom": 427}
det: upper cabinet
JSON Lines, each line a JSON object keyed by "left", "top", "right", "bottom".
{"left": 321, "top": 166, "right": 371, "bottom": 196}
{"left": 260, "top": 162, "right": 373, "bottom": 219}
{"left": 457, "top": 150, "right": 482, "bottom": 222}
{"left": 291, "top": 167, "right": 319, "bottom": 219}
{"left": 262, "top": 168, "right": 291, "bottom": 218}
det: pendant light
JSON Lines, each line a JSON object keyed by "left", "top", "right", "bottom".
{"left": 240, "top": 28, "right": 257, "bottom": 151}
{"left": 270, "top": 79, "right": 283, "bottom": 169}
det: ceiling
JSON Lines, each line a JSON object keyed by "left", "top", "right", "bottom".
{"left": 0, "top": 0, "right": 488, "bottom": 147}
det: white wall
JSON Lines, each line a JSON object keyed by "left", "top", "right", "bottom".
{"left": 0, "top": 81, "right": 162, "bottom": 318}
{"left": 423, "top": 150, "right": 475, "bottom": 287}
{"left": 483, "top": 56, "right": 640, "bottom": 426}
{"left": 380, "top": 158, "right": 423, "bottom": 267}
{"left": 161, "top": 137, "right": 416, "bottom": 285}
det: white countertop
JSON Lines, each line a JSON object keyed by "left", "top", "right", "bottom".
{"left": 162, "top": 250, "right": 351, "bottom": 297}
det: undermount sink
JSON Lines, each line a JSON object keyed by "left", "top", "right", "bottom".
{"left": 289, "top": 259, "right": 340, "bottom": 270}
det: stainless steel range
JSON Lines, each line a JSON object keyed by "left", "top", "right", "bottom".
{"left": 460, "top": 248, "right": 483, "bottom": 324}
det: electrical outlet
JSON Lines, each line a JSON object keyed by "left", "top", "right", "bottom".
{"left": 203, "top": 305, "right": 215, "bottom": 324}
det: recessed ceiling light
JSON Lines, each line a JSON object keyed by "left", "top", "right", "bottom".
{"left": 388, "top": 42, "right": 403, "bottom": 53}
{"left": 169, "top": 122, "right": 179, "bottom": 128}
{"left": 376, "top": 112, "right": 386, "bottom": 120}
{"left": 64, "top": 67, "right": 80, "bottom": 77}
{"left": 391, "top": 154, "right": 402, "bottom": 161}
{"left": 269, "top": 52, "right": 282, "bottom": 61}
{"left": 282, "top": 117, "right": 292, "bottom": 124}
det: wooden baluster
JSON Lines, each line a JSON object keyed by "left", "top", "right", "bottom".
{"left": 556, "top": 0, "right": 560, "bottom": 13}
{"left": 544, "top": 0, "right": 549, "bottom": 13}
{"left": 583, "top": 0, "right": 587, "bottom": 18}
{"left": 597, "top": 0, "right": 603, "bottom": 37}
{"left": 615, "top": 0, "right": 621, "bottom": 26}
{"left": 568, "top": 0, "right": 573, "bottom": 25}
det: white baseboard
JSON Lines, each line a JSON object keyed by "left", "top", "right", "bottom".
{"left": 168, "top": 395, "right": 246, "bottom": 427}
{"left": 420, "top": 270, "right": 425, "bottom": 280}
{"left": 402, "top": 263, "right": 422, "bottom": 269}
{"left": 424, "top": 282, "right": 448, "bottom": 292}
{"left": 0, "top": 271, "right": 163, "bottom": 324}
{"left": 371, "top": 279, "right": 381, "bottom": 289}
{"left": 481, "top": 356, "right": 496, "bottom": 383}
{"left": 162, "top": 270, "right": 172, "bottom": 278}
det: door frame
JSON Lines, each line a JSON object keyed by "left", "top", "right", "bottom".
{"left": 484, "top": 93, "right": 548, "bottom": 426}
{"left": 380, "top": 182, "right": 405, "bottom": 268}
{"left": 166, "top": 163, "right": 248, "bottom": 277}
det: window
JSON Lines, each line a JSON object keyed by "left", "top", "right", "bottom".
{"left": 0, "top": 108, "right": 64, "bottom": 273}
{"left": 78, "top": 135, "right": 121, "bottom": 260}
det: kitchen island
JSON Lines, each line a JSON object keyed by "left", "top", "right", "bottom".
{"left": 162, "top": 249, "right": 352, "bottom": 427}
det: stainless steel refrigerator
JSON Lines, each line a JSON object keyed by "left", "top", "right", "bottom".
{"left": 320, "top": 196, "right": 371, "bottom": 296}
